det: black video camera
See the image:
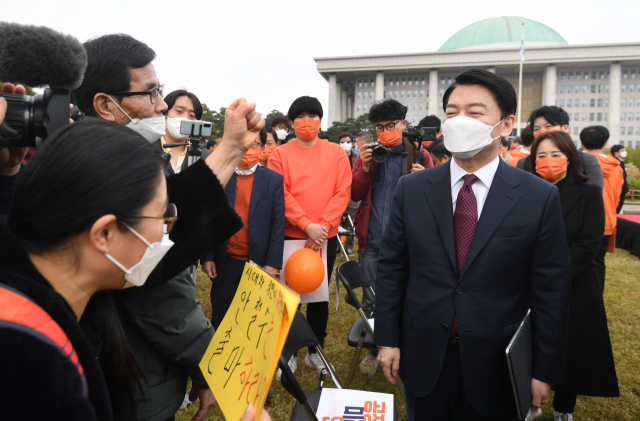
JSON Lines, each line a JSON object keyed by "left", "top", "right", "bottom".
{"left": 366, "top": 142, "right": 391, "bottom": 164}
{"left": 402, "top": 126, "right": 438, "bottom": 143}
{"left": 0, "top": 89, "right": 83, "bottom": 149}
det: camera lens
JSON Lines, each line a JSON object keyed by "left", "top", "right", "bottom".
{"left": 1, "top": 93, "right": 35, "bottom": 142}
{"left": 372, "top": 145, "right": 390, "bottom": 163}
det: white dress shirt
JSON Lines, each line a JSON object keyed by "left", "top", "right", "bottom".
{"left": 450, "top": 155, "right": 500, "bottom": 219}
{"left": 235, "top": 163, "right": 259, "bottom": 176}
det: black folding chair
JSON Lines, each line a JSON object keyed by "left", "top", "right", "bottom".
{"left": 337, "top": 212, "right": 356, "bottom": 261}
{"left": 278, "top": 311, "right": 343, "bottom": 421}
{"left": 335, "top": 261, "right": 405, "bottom": 401}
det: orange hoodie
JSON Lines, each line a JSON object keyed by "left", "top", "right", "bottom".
{"left": 595, "top": 154, "right": 624, "bottom": 236}
{"left": 268, "top": 139, "right": 352, "bottom": 239}
{"left": 508, "top": 148, "right": 530, "bottom": 167}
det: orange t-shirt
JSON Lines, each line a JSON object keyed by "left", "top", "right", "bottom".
{"left": 594, "top": 154, "right": 624, "bottom": 236}
{"left": 226, "top": 173, "right": 255, "bottom": 260}
{"left": 508, "top": 148, "right": 530, "bottom": 167}
{"left": 268, "top": 139, "right": 352, "bottom": 239}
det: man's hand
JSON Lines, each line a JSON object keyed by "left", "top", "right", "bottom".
{"left": 188, "top": 384, "right": 215, "bottom": 421}
{"left": 263, "top": 265, "right": 278, "bottom": 276}
{"left": 201, "top": 261, "right": 217, "bottom": 279}
{"left": 240, "top": 404, "right": 271, "bottom": 421}
{"left": 378, "top": 347, "right": 400, "bottom": 384}
{"left": 304, "top": 223, "right": 328, "bottom": 245}
{"left": 530, "top": 378, "right": 551, "bottom": 410}
{"left": 625, "top": 191, "right": 631, "bottom": 198}
{"left": 360, "top": 143, "right": 373, "bottom": 172}
{"left": 222, "top": 98, "right": 265, "bottom": 152}
{"left": 411, "top": 163, "right": 425, "bottom": 172}
{"left": 0, "top": 84, "right": 29, "bottom": 176}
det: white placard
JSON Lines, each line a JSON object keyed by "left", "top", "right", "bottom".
{"left": 316, "top": 388, "right": 394, "bottom": 421}
{"left": 281, "top": 240, "right": 329, "bottom": 304}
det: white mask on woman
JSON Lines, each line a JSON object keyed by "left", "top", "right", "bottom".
{"left": 442, "top": 115, "right": 504, "bottom": 159}
{"left": 105, "top": 222, "right": 174, "bottom": 288}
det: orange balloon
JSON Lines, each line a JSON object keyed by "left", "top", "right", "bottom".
{"left": 285, "top": 248, "right": 325, "bottom": 293}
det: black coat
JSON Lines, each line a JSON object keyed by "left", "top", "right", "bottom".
{"left": 0, "top": 221, "right": 113, "bottom": 421}
{"left": 552, "top": 174, "right": 619, "bottom": 397}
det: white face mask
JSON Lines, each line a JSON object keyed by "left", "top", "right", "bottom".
{"left": 620, "top": 151, "right": 627, "bottom": 158}
{"left": 105, "top": 222, "right": 174, "bottom": 289}
{"left": 276, "top": 129, "right": 288, "bottom": 140}
{"left": 107, "top": 95, "right": 167, "bottom": 143}
{"left": 341, "top": 142, "right": 352, "bottom": 152}
{"left": 442, "top": 115, "right": 504, "bottom": 159}
{"left": 166, "top": 116, "right": 190, "bottom": 140}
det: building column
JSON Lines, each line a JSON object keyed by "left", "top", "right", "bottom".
{"left": 375, "top": 71, "right": 384, "bottom": 101}
{"left": 346, "top": 95, "right": 353, "bottom": 119}
{"left": 541, "top": 68, "right": 547, "bottom": 106}
{"left": 487, "top": 67, "right": 496, "bottom": 73}
{"left": 334, "top": 81, "right": 343, "bottom": 127}
{"left": 544, "top": 64, "right": 556, "bottom": 106}
{"left": 328, "top": 74, "right": 338, "bottom": 127}
{"left": 429, "top": 69, "right": 439, "bottom": 115}
{"left": 341, "top": 88, "right": 348, "bottom": 122}
{"left": 609, "top": 62, "right": 622, "bottom": 146}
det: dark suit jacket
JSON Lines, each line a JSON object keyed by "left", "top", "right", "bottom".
{"left": 375, "top": 158, "right": 571, "bottom": 418}
{"left": 202, "top": 166, "right": 285, "bottom": 274}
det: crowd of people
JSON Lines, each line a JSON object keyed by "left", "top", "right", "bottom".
{"left": 0, "top": 32, "right": 626, "bottom": 421}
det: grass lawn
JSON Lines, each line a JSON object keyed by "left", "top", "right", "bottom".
{"left": 177, "top": 248, "right": 640, "bottom": 420}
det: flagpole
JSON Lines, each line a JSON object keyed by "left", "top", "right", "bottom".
{"left": 517, "top": 23, "right": 524, "bottom": 136}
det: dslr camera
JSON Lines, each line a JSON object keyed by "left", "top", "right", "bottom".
{"left": 403, "top": 126, "right": 438, "bottom": 143}
{"left": 366, "top": 142, "right": 392, "bottom": 164}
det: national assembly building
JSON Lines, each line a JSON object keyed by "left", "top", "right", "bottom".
{"left": 315, "top": 16, "right": 640, "bottom": 147}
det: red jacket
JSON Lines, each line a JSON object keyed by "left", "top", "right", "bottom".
{"left": 351, "top": 140, "right": 433, "bottom": 252}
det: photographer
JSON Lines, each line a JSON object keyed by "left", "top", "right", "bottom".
{"left": 417, "top": 115, "right": 443, "bottom": 148}
{"left": 350, "top": 99, "right": 433, "bottom": 376}
{"left": 71, "top": 34, "right": 263, "bottom": 421}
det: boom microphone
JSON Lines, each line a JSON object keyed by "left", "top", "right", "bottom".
{"left": 0, "top": 22, "right": 87, "bottom": 90}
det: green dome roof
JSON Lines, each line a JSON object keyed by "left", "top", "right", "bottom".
{"left": 438, "top": 16, "right": 567, "bottom": 51}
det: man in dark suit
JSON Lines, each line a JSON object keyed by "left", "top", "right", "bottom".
{"left": 375, "top": 69, "right": 572, "bottom": 421}
{"left": 202, "top": 128, "right": 285, "bottom": 328}
{"left": 611, "top": 144, "right": 630, "bottom": 213}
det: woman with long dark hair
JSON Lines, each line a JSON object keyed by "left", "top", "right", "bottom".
{"left": 530, "top": 130, "right": 619, "bottom": 421}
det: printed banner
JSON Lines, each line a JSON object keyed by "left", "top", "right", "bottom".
{"left": 199, "top": 263, "right": 299, "bottom": 421}
{"left": 316, "top": 388, "right": 395, "bottom": 421}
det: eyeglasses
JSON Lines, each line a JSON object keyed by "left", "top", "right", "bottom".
{"left": 249, "top": 141, "right": 261, "bottom": 149}
{"left": 124, "top": 203, "right": 178, "bottom": 232}
{"left": 339, "top": 140, "right": 352, "bottom": 144}
{"left": 112, "top": 84, "right": 164, "bottom": 105}
{"left": 374, "top": 120, "right": 401, "bottom": 132}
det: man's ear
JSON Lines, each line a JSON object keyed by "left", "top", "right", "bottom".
{"left": 401, "top": 120, "right": 408, "bottom": 131}
{"left": 89, "top": 215, "right": 119, "bottom": 254}
{"left": 93, "top": 93, "right": 117, "bottom": 122}
{"left": 561, "top": 125, "right": 570, "bottom": 133}
{"left": 500, "top": 115, "right": 516, "bottom": 138}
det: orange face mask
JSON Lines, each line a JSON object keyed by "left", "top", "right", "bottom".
{"left": 534, "top": 128, "right": 561, "bottom": 138}
{"left": 498, "top": 148, "right": 506, "bottom": 155}
{"left": 536, "top": 157, "right": 568, "bottom": 183}
{"left": 240, "top": 147, "right": 261, "bottom": 168}
{"left": 378, "top": 124, "right": 403, "bottom": 147}
{"left": 261, "top": 145, "right": 276, "bottom": 163}
{"left": 422, "top": 140, "right": 434, "bottom": 148}
{"left": 295, "top": 119, "right": 320, "bottom": 141}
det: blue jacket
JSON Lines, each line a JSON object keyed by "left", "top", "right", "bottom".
{"left": 202, "top": 165, "right": 285, "bottom": 272}
{"left": 374, "top": 158, "right": 571, "bottom": 418}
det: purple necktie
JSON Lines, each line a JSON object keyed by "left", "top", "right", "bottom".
{"left": 450, "top": 174, "right": 479, "bottom": 338}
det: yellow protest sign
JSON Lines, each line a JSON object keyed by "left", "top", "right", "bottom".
{"left": 199, "top": 262, "right": 299, "bottom": 421}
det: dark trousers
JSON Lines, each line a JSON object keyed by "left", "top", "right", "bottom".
{"left": 616, "top": 194, "right": 625, "bottom": 214}
{"left": 406, "top": 341, "right": 518, "bottom": 421}
{"left": 553, "top": 391, "right": 578, "bottom": 413}
{"left": 286, "top": 235, "right": 338, "bottom": 353}
{"left": 594, "top": 235, "right": 610, "bottom": 292}
{"left": 209, "top": 254, "right": 248, "bottom": 329}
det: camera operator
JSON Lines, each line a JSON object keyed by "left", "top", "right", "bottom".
{"left": 417, "top": 115, "right": 443, "bottom": 148}
{"left": 161, "top": 89, "right": 209, "bottom": 174}
{"left": 71, "top": 34, "right": 263, "bottom": 421}
{"left": 351, "top": 99, "right": 433, "bottom": 376}
{"left": 0, "top": 83, "right": 29, "bottom": 215}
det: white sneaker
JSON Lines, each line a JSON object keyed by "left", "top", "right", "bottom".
{"left": 276, "top": 355, "right": 297, "bottom": 381}
{"left": 554, "top": 412, "right": 573, "bottom": 421}
{"left": 359, "top": 349, "right": 379, "bottom": 376}
{"left": 525, "top": 408, "right": 542, "bottom": 421}
{"left": 179, "top": 393, "right": 191, "bottom": 410}
{"left": 305, "top": 352, "right": 333, "bottom": 374}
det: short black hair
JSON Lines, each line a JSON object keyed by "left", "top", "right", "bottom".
{"left": 428, "top": 140, "right": 451, "bottom": 160}
{"left": 580, "top": 126, "right": 610, "bottom": 150}
{"left": 610, "top": 144, "right": 625, "bottom": 155}
{"left": 163, "top": 89, "right": 203, "bottom": 119}
{"left": 338, "top": 132, "right": 353, "bottom": 142}
{"left": 271, "top": 116, "right": 289, "bottom": 129}
{"left": 283, "top": 133, "right": 297, "bottom": 145}
{"left": 206, "top": 140, "right": 217, "bottom": 149}
{"left": 369, "top": 99, "right": 407, "bottom": 123}
{"left": 521, "top": 125, "right": 535, "bottom": 147}
{"left": 528, "top": 106, "right": 569, "bottom": 128}
{"left": 500, "top": 137, "right": 511, "bottom": 148}
{"left": 259, "top": 128, "right": 268, "bottom": 145}
{"left": 443, "top": 69, "right": 517, "bottom": 119}
{"left": 287, "top": 96, "right": 323, "bottom": 120}
{"left": 318, "top": 133, "right": 330, "bottom": 140}
{"left": 418, "top": 115, "right": 441, "bottom": 132}
{"left": 266, "top": 128, "right": 278, "bottom": 144}
{"left": 73, "top": 34, "right": 156, "bottom": 117}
